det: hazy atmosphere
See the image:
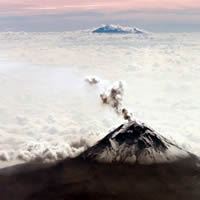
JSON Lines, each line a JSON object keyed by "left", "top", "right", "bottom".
{"left": 0, "top": 0, "right": 200, "bottom": 31}
{"left": 0, "top": 1, "right": 200, "bottom": 200}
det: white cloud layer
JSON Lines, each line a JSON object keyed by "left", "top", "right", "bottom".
{"left": 0, "top": 31, "right": 200, "bottom": 166}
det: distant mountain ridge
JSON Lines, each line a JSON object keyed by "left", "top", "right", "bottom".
{"left": 92, "top": 24, "right": 147, "bottom": 34}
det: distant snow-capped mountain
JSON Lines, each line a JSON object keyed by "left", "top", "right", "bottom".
{"left": 92, "top": 24, "right": 146, "bottom": 34}
{"left": 81, "top": 121, "right": 194, "bottom": 165}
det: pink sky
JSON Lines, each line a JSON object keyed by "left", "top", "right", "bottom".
{"left": 0, "top": 0, "right": 199, "bottom": 31}
{"left": 0, "top": 0, "right": 200, "bottom": 15}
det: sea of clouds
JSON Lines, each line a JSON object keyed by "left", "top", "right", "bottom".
{"left": 0, "top": 31, "right": 200, "bottom": 166}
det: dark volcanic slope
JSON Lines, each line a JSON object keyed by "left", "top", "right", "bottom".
{"left": 0, "top": 157, "right": 200, "bottom": 200}
{"left": 0, "top": 121, "right": 200, "bottom": 200}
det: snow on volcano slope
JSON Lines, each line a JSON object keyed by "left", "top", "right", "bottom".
{"left": 92, "top": 24, "right": 146, "bottom": 34}
{"left": 81, "top": 121, "right": 193, "bottom": 165}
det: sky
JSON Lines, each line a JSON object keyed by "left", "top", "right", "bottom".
{"left": 0, "top": 0, "right": 200, "bottom": 32}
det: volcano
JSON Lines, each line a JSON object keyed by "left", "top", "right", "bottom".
{"left": 81, "top": 121, "right": 192, "bottom": 164}
{"left": 0, "top": 121, "right": 200, "bottom": 200}
{"left": 92, "top": 24, "right": 146, "bottom": 34}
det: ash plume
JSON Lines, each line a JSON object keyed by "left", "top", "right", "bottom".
{"left": 85, "top": 76, "right": 133, "bottom": 122}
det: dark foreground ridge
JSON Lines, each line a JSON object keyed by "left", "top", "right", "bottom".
{"left": 0, "top": 121, "right": 200, "bottom": 200}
